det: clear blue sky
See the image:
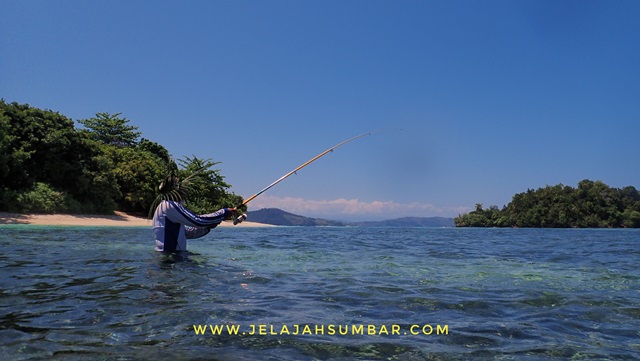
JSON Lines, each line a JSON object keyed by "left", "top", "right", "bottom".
{"left": 2, "top": 1, "right": 639, "bottom": 221}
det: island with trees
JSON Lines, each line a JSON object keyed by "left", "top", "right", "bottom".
{"left": 0, "top": 100, "right": 242, "bottom": 216}
{"left": 4, "top": 100, "right": 639, "bottom": 228}
{"left": 455, "top": 180, "right": 640, "bottom": 228}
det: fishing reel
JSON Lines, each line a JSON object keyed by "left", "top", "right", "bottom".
{"left": 233, "top": 213, "right": 247, "bottom": 225}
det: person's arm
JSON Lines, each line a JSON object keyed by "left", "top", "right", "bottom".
{"left": 164, "top": 202, "right": 235, "bottom": 239}
{"left": 166, "top": 202, "right": 233, "bottom": 227}
{"left": 184, "top": 225, "right": 211, "bottom": 239}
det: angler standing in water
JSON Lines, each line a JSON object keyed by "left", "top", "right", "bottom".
{"left": 152, "top": 200, "right": 235, "bottom": 253}
{"left": 151, "top": 132, "right": 373, "bottom": 252}
{"left": 151, "top": 172, "right": 237, "bottom": 253}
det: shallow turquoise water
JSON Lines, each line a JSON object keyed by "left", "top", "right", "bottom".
{"left": 1, "top": 226, "right": 639, "bottom": 360}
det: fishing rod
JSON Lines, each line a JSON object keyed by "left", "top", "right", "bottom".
{"left": 233, "top": 132, "right": 373, "bottom": 224}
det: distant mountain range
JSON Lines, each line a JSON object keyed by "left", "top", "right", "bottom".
{"left": 246, "top": 208, "right": 455, "bottom": 227}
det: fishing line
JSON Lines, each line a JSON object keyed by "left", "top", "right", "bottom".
{"left": 233, "top": 131, "right": 375, "bottom": 224}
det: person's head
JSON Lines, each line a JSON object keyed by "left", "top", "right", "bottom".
{"left": 158, "top": 174, "right": 186, "bottom": 202}
{"left": 158, "top": 174, "right": 176, "bottom": 194}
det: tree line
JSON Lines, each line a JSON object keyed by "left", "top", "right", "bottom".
{"left": 0, "top": 100, "right": 242, "bottom": 216}
{"left": 455, "top": 180, "right": 640, "bottom": 228}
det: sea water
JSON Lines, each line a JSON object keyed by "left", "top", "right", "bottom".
{"left": 0, "top": 226, "right": 638, "bottom": 360}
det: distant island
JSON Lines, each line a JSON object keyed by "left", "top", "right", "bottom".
{"left": 247, "top": 208, "right": 455, "bottom": 227}
{"left": 455, "top": 180, "right": 640, "bottom": 228}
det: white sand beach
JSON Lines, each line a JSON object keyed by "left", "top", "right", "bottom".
{"left": 0, "top": 212, "right": 272, "bottom": 227}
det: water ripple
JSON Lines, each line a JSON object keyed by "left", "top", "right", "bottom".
{"left": 1, "top": 226, "right": 639, "bottom": 360}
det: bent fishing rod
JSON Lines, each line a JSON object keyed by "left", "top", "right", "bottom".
{"left": 233, "top": 132, "right": 373, "bottom": 224}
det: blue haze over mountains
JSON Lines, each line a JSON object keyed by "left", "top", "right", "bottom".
{"left": 247, "top": 208, "right": 454, "bottom": 227}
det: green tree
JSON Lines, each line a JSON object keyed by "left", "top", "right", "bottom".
{"left": 0, "top": 110, "right": 11, "bottom": 179}
{"left": 138, "top": 138, "right": 171, "bottom": 163}
{"left": 622, "top": 210, "right": 640, "bottom": 228}
{"left": 454, "top": 203, "right": 492, "bottom": 227}
{"left": 177, "top": 156, "right": 243, "bottom": 214}
{"left": 78, "top": 112, "right": 141, "bottom": 147}
{"left": 0, "top": 100, "right": 116, "bottom": 213}
{"left": 457, "top": 179, "right": 640, "bottom": 228}
{"left": 72, "top": 141, "right": 121, "bottom": 213}
{"left": 0, "top": 100, "right": 80, "bottom": 190}
{"left": 16, "top": 182, "right": 66, "bottom": 213}
{"left": 1, "top": 101, "right": 242, "bottom": 216}
{"left": 108, "top": 146, "right": 166, "bottom": 213}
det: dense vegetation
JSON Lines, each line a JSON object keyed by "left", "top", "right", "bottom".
{"left": 0, "top": 100, "right": 242, "bottom": 216}
{"left": 455, "top": 180, "right": 640, "bottom": 228}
